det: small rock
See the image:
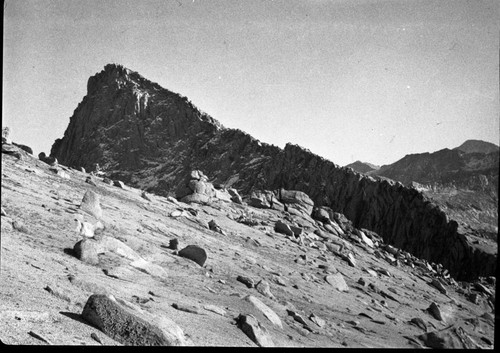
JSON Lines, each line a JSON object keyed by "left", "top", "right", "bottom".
{"left": 141, "top": 191, "right": 153, "bottom": 201}
{"left": 168, "top": 238, "right": 179, "bottom": 250}
{"left": 90, "top": 332, "right": 102, "bottom": 344}
{"left": 346, "top": 320, "right": 360, "bottom": 326}
{"left": 430, "top": 278, "right": 447, "bottom": 295}
{"left": 208, "top": 219, "right": 225, "bottom": 235}
{"left": 172, "top": 303, "right": 204, "bottom": 315}
{"left": 75, "top": 219, "right": 95, "bottom": 238}
{"left": 309, "top": 313, "right": 326, "bottom": 327}
{"left": 0, "top": 219, "right": 12, "bottom": 232}
{"left": 44, "top": 285, "right": 71, "bottom": 303}
{"left": 113, "top": 180, "right": 126, "bottom": 188}
{"left": 409, "top": 317, "right": 427, "bottom": 331}
{"left": 474, "top": 283, "right": 492, "bottom": 297}
{"left": 427, "top": 302, "right": 445, "bottom": 321}
{"left": 237, "top": 275, "right": 255, "bottom": 288}
{"left": 377, "top": 268, "right": 391, "bottom": 277}
{"left": 325, "top": 273, "right": 349, "bottom": 292}
{"left": 364, "top": 268, "right": 378, "bottom": 277}
{"left": 273, "top": 276, "right": 287, "bottom": 286}
{"left": 178, "top": 245, "right": 207, "bottom": 267}
{"left": 480, "top": 336, "right": 492, "bottom": 346}
{"left": 203, "top": 304, "right": 226, "bottom": 316}
{"left": 357, "top": 278, "right": 367, "bottom": 286}
{"left": 418, "top": 325, "right": 481, "bottom": 349}
{"left": 236, "top": 314, "right": 274, "bottom": 347}
{"left": 255, "top": 280, "right": 275, "bottom": 300}
{"left": 480, "top": 312, "right": 494, "bottom": 323}
{"left": 468, "top": 292, "right": 479, "bottom": 305}
{"left": 85, "top": 176, "right": 97, "bottom": 186}
{"left": 245, "top": 295, "right": 282, "bottom": 328}
{"left": 287, "top": 310, "right": 308, "bottom": 326}
{"left": 295, "top": 257, "right": 307, "bottom": 265}
{"left": 170, "top": 210, "right": 183, "bottom": 218}
{"left": 12, "top": 220, "right": 29, "bottom": 233}
{"left": 358, "top": 230, "right": 374, "bottom": 248}
{"left": 103, "top": 177, "right": 113, "bottom": 185}
{"left": 346, "top": 253, "right": 357, "bottom": 267}
{"left": 28, "top": 330, "right": 53, "bottom": 345}
{"left": 387, "top": 287, "right": 398, "bottom": 295}
{"left": 385, "top": 244, "right": 399, "bottom": 255}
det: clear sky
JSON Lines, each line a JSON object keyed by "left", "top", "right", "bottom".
{"left": 3, "top": 0, "right": 499, "bottom": 166}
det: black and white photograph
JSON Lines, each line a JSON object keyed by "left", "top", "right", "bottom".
{"left": 2, "top": 0, "right": 498, "bottom": 347}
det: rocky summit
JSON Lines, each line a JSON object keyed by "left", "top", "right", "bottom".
{"left": 1, "top": 64, "right": 497, "bottom": 347}
{"left": 49, "top": 64, "right": 496, "bottom": 281}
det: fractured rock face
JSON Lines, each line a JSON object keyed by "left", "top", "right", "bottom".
{"left": 278, "top": 189, "right": 314, "bottom": 216}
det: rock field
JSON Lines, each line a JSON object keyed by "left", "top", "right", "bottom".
{"left": 1, "top": 144, "right": 496, "bottom": 347}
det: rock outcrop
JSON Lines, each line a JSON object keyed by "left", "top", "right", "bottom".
{"left": 50, "top": 64, "right": 496, "bottom": 281}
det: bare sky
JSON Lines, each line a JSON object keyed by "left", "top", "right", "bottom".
{"left": 3, "top": 0, "right": 499, "bottom": 166}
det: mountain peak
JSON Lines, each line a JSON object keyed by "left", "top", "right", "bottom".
{"left": 454, "top": 139, "right": 499, "bottom": 155}
{"left": 345, "top": 160, "right": 380, "bottom": 174}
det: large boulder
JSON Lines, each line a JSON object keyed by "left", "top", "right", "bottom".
{"left": 417, "top": 325, "right": 482, "bottom": 349}
{"left": 236, "top": 314, "right": 274, "bottom": 347}
{"left": 247, "top": 190, "right": 279, "bottom": 209}
{"left": 82, "top": 294, "right": 187, "bottom": 346}
{"left": 178, "top": 245, "right": 207, "bottom": 267}
{"left": 80, "top": 190, "right": 103, "bottom": 219}
{"left": 244, "top": 295, "right": 282, "bottom": 328}
{"left": 73, "top": 238, "right": 101, "bottom": 265}
{"left": 73, "top": 235, "right": 141, "bottom": 265}
{"left": 228, "top": 188, "right": 243, "bottom": 204}
{"left": 277, "top": 189, "right": 314, "bottom": 216}
{"left": 177, "top": 170, "right": 231, "bottom": 205}
{"left": 311, "top": 206, "right": 332, "bottom": 223}
{"left": 274, "top": 220, "right": 302, "bottom": 237}
{"left": 38, "top": 152, "right": 58, "bottom": 166}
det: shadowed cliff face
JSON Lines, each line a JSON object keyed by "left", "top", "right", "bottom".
{"left": 51, "top": 64, "right": 496, "bottom": 280}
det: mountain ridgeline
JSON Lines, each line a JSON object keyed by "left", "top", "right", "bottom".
{"left": 51, "top": 64, "right": 496, "bottom": 280}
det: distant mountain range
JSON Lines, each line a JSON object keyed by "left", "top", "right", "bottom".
{"left": 357, "top": 140, "right": 499, "bottom": 194}
{"left": 345, "top": 140, "right": 499, "bottom": 236}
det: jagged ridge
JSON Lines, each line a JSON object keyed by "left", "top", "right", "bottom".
{"left": 50, "top": 64, "right": 497, "bottom": 280}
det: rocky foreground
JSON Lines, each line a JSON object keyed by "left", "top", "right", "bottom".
{"left": 1, "top": 143, "right": 496, "bottom": 347}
